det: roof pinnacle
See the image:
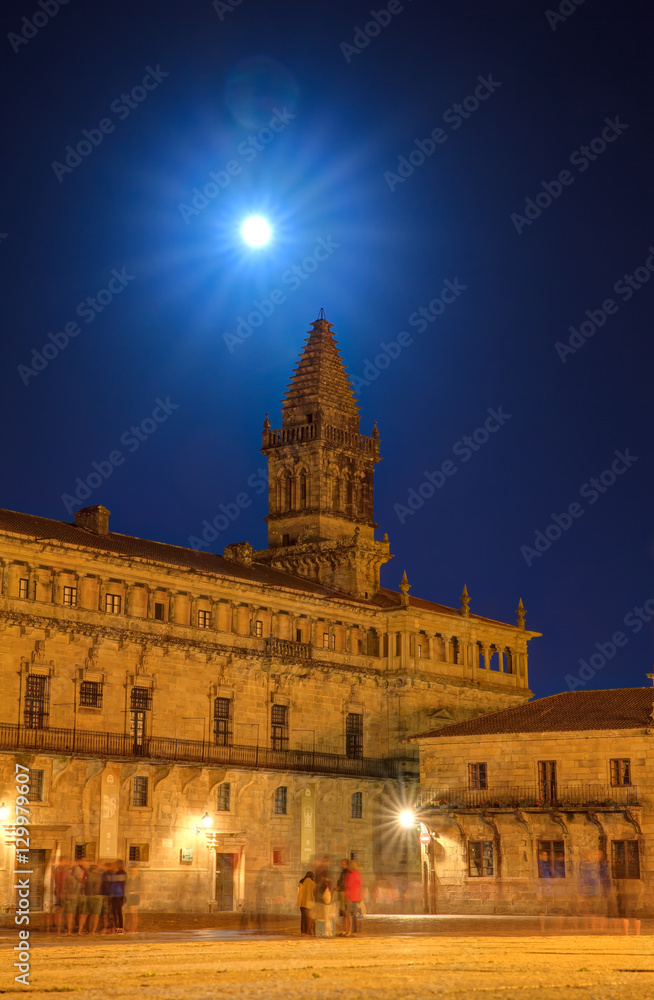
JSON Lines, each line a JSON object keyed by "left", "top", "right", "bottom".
{"left": 516, "top": 598, "right": 526, "bottom": 629}
{"left": 460, "top": 584, "right": 470, "bottom": 617}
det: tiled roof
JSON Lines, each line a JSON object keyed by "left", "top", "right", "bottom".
{"left": 411, "top": 688, "right": 654, "bottom": 739}
{"left": 0, "top": 507, "right": 363, "bottom": 602}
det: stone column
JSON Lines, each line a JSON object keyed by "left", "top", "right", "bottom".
{"left": 98, "top": 579, "right": 107, "bottom": 613}
{"left": 51, "top": 570, "right": 60, "bottom": 604}
{"left": 211, "top": 600, "right": 219, "bottom": 630}
{"left": 147, "top": 588, "right": 155, "bottom": 619}
{"left": 191, "top": 597, "right": 199, "bottom": 627}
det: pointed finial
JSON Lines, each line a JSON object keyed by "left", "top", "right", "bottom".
{"left": 399, "top": 570, "right": 411, "bottom": 607}
{"left": 460, "top": 584, "right": 470, "bottom": 617}
{"left": 516, "top": 598, "right": 526, "bottom": 629}
{"left": 383, "top": 533, "right": 388, "bottom": 544}
{"left": 317, "top": 307, "right": 326, "bottom": 321}
{"left": 263, "top": 413, "right": 271, "bottom": 430}
{"left": 372, "top": 420, "right": 379, "bottom": 439}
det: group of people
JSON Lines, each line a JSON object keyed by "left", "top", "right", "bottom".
{"left": 47, "top": 857, "right": 140, "bottom": 935}
{"left": 297, "top": 858, "right": 363, "bottom": 937}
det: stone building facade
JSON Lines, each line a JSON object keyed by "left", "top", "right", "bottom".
{"left": 411, "top": 688, "right": 653, "bottom": 916}
{"left": 0, "top": 314, "right": 536, "bottom": 915}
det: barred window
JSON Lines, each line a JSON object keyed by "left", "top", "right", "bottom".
{"left": 198, "top": 609, "right": 211, "bottom": 628}
{"left": 468, "top": 841, "right": 494, "bottom": 877}
{"left": 538, "top": 840, "right": 565, "bottom": 879}
{"left": 105, "top": 593, "right": 121, "bottom": 614}
{"left": 274, "top": 786, "right": 287, "bottom": 815}
{"left": 610, "top": 759, "right": 631, "bottom": 786}
{"left": 24, "top": 673, "right": 49, "bottom": 730}
{"left": 271, "top": 704, "right": 289, "bottom": 751}
{"left": 612, "top": 840, "right": 640, "bottom": 879}
{"left": 468, "top": 763, "right": 488, "bottom": 790}
{"left": 346, "top": 713, "right": 363, "bottom": 760}
{"left": 272, "top": 849, "right": 283, "bottom": 865}
{"left": 132, "top": 776, "right": 148, "bottom": 807}
{"left": 213, "top": 698, "right": 232, "bottom": 746}
{"left": 75, "top": 843, "right": 96, "bottom": 861}
{"left": 130, "top": 687, "right": 152, "bottom": 711}
{"left": 79, "top": 681, "right": 103, "bottom": 708}
{"left": 255, "top": 619, "right": 263, "bottom": 637}
{"left": 128, "top": 844, "right": 149, "bottom": 862}
{"left": 19, "top": 578, "right": 29, "bottom": 599}
{"left": 217, "top": 782, "right": 231, "bottom": 812}
{"left": 63, "top": 586, "right": 77, "bottom": 607}
{"left": 27, "top": 769, "right": 44, "bottom": 802}
{"left": 351, "top": 792, "right": 363, "bottom": 819}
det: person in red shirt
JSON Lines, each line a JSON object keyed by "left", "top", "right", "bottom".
{"left": 343, "top": 860, "right": 362, "bottom": 937}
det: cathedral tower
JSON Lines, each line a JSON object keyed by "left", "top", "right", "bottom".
{"left": 254, "top": 311, "right": 392, "bottom": 598}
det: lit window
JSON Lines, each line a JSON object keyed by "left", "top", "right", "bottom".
{"left": 611, "top": 840, "right": 640, "bottom": 879}
{"left": 105, "top": 594, "right": 121, "bottom": 614}
{"left": 132, "top": 777, "right": 148, "bottom": 807}
{"left": 19, "top": 578, "right": 29, "bottom": 599}
{"left": 351, "top": 792, "right": 363, "bottom": 819}
{"left": 274, "top": 786, "right": 287, "bottom": 815}
{"left": 322, "top": 632, "right": 330, "bottom": 648}
{"left": 79, "top": 681, "right": 103, "bottom": 709}
{"left": 198, "top": 609, "right": 211, "bottom": 628}
{"left": 217, "top": 782, "right": 231, "bottom": 811}
{"left": 468, "top": 841, "right": 494, "bottom": 877}
{"left": 128, "top": 844, "right": 149, "bottom": 862}
{"left": 255, "top": 620, "right": 263, "bottom": 637}
{"left": 417, "top": 644, "right": 422, "bottom": 658}
{"left": 63, "top": 586, "right": 77, "bottom": 607}
{"left": 610, "top": 759, "right": 631, "bottom": 786}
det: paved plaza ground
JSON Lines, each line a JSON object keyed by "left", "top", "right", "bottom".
{"left": 1, "top": 918, "right": 653, "bottom": 999}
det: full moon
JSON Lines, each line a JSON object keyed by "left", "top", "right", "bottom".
{"left": 241, "top": 216, "right": 272, "bottom": 247}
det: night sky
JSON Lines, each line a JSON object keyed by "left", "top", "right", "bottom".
{"left": 2, "top": 0, "right": 652, "bottom": 699}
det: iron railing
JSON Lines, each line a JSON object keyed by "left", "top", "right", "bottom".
{"left": 416, "top": 783, "right": 640, "bottom": 811}
{"left": 264, "top": 637, "right": 312, "bottom": 660}
{"left": 0, "top": 723, "right": 408, "bottom": 779}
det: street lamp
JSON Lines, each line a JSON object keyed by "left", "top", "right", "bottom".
{"left": 0, "top": 802, "right": 9, "bottom": 823}
{"left": 196, "top": 812, "right": 213, "bottom": 835}
{"left": 399, "top": 809, "right": 416, "bottom": 828}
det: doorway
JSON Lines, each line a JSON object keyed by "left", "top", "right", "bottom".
{"left": 215, "top": 853, "right": 236, "bottom": 910}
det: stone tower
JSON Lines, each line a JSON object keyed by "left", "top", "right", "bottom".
{"left": 254, "top": 311, "right": 392, "bottom": 598}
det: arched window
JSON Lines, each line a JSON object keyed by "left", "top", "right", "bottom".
{"left": 299, "top": 471, "right": 307, "bottom": 509}
{"left": 283, "top": 471, "right": 292, "bottom": 511}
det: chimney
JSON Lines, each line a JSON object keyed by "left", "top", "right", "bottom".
{"left": 74, "top": 505, "right": 111, "bottom": 535}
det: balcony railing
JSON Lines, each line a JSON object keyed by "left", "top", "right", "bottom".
{"left": 262, "top": 422, "right": 379, "bottom": 457}
{"left": 0, "top": 723, "right": 406, "bottom": 779}
{"left": 265, "top": 637, "right": 312, "bottom": 660}
{"left": 416, "top": 784, "right": 640, "bottom": 811}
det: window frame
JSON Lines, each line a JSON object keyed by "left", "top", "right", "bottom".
{"left": 468, "top": 840, "right": 494, "bottom": 877}
{"left": 271, "top": 704, "right": 289, "bottom": 751}
{"left": 274, "top": 786, "right": 287, "bottom": 815}
{"left": 63, "top": 585, "right": 77, "bottom": 607}
{"left": 217, "top": 782, "right": 231, "bottom": 812}
{"left": 468, "top": 762, "right": 488, "bottom": 791}
{"left": 27, "top": 769, "right": 44, "bottom": 803}
{"left": 351, "top": 791, "right": 363, "bottom": 819}
{"left": 255, "top": 619, "right": 263, "bottom": 637}
{"left": 611, "top": 840, "right": 640, "bottom": 879}
{"left": 346, "top": 712, "right": 364, "bottom": 760}
{"left": 105, "top": 593, "right": 122, "bottom": 615}
{"left": 213, "top": 697, "right": 232, "bottom": 747}
{"left": 537, "top": 840, "right": 566, "bottom": 879}
{"left": 19, "top": 578, "right": 29, "bottom": 599}
{"left": 610, "top": 758, "right": 632, "bottom": 787}
{"left": 154, "top": 602, "right": 165, "bottom": 621}
{"left": 197, "top": 609, "right": 211, "bottom": 629}
{"left": 79, "top": 680, "right": 103, "bottom": 709}
{"left": 132, "top": 776, "right": 149, "bottom": 808}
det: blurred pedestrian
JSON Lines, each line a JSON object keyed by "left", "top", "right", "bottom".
{"left": 297, "top": 871, "right": 316, "bottom": 936}
{"left": 344, "top": 860, "right": 362, "bottom": 937}
{"left": 125, "top": 863, "right": 141, "bottom": 933}
{"left": 108, "top": 859, "right": 127, "bottom": 934}
{"left": 101, "top": 860, "right": 114, "bottom": 933}
{"left": 336, "top": 858, "right": 349, "bottom": 935}
{"left": 314, "top": 876, "right": 333, "bottom": 937}
{"left": 49, "top": 856, "right": 69, "bottom": 934}
{"left": 63, "top": 860, "right": 85, "bottom": 934}
{"left": 85, "top": 863, "right": 104, "bottom": 935}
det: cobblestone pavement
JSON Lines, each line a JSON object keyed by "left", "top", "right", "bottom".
{"left": 2, "top": 931, "right": 654, "bottom": 999}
